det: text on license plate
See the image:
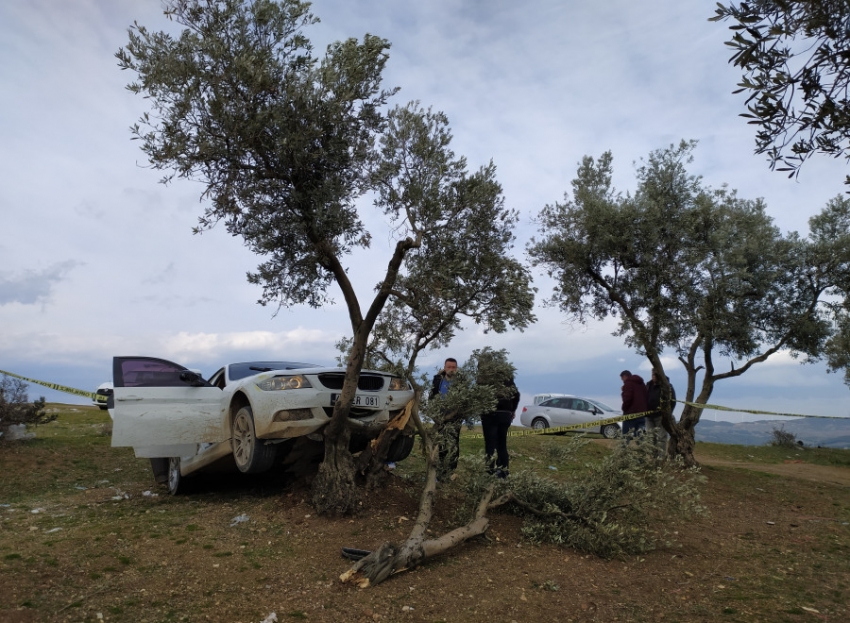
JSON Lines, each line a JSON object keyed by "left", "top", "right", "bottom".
{"left": 330, "top": 393, "right": 380, "bottom": 407}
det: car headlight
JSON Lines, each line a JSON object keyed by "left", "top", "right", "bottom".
{"left": 387, "top": 377, "right": 408, "bottom": 391}
{"left": 256, "top": 375, "right": 313, "bottom": 391}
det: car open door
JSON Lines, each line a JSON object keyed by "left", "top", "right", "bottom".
{"left": 111, "top": 356, "right": 226, "bottom": 458}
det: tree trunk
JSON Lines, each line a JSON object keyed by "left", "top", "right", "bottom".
{"left": 311, "top": 325, "right": 369, "bottom": 515}
{"left": 666, "top": 419, "right": 697, "bottom": 467}
{"left": 311, "top": 425, "right": 361, "bottom": 515}
{"left": 339, "top": 516, "right": 492, "bottom": 588}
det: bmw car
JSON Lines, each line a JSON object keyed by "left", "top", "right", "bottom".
{"left": 110, "top": 356, "right": 415, "bottom": 493}
{"left": 519, "top": 395, "right": 622, "bottom": 439}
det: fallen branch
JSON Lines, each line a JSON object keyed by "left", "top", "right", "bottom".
{"left": 341, "top": 442, "right": 499, "bottom": 587}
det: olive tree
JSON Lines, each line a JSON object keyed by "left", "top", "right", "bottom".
{"left": 117, "top": 0, "right": 531, "bottom": 513}
{"left": 0, "top": 375, "right": 53, "bottom": 439}
{"left": 528, "top": 141, "right": 841, "bottom": 466}
{"left": 711, "top": 1, "right": 850, "bottom": 181}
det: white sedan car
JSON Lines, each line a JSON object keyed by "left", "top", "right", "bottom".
{"left": 92, "top": 382, "right": 113, "bottom": 410}
{"left": 110, "top": 356, "right": 414, "bottom": 493}
{"left": 519, "top": 395, "right": 622, "bottom": 439}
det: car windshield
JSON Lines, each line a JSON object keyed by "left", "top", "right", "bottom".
{"left": 228, "top": 361, "right": 321, "bottom": 381}
{"left": 587, "top": 398, "right": 617, "bottom": 412}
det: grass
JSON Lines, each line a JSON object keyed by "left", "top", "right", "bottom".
{"left": 694, "top": 440, "right": 850, "bottom": 467}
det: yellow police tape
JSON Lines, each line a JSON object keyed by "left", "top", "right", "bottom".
{"left": 464, "top": 410, "right": 654, "bottom": 439}
{"left": 674, "top": 399, "right": 841, "bottom": 420}
{"left": 0, "top": 369, "right": 107, "bottom": 403}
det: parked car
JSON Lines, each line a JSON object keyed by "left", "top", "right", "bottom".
{"left": 519, "top": 395, "right": 622, "bottom": 439}
{"left": 92, "top": 382, "right": 113, "bottom": 410}
{"left": 110, "top": 356, "right": 415, "bottom": 493}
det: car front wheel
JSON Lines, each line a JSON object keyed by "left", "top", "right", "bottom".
{"left": 531, "top": 418, "right": 549, "bottom": 430}
{"left": 167, "top": 457, "right": 182, "bottom": 495}
{"left": 386, "top": 434, "right": 415, "bottom": 462}
{"left": 601, "top": 423, "right": 620, "bottom": 439}
{"left": 232, "top": 405, "right": 277, "bottom": 474}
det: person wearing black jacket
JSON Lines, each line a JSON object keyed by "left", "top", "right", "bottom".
{"left": 481, "top": 375, "right": 520, "bottom": 479}
{"left": 646, "top": 369, "right": 676, "bottom": 458}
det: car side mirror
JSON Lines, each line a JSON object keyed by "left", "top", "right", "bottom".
{"left": 180, "top": 370, "right": 206, "bottom": 387}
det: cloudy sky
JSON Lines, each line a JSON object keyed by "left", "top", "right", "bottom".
{"left": 2, "top": 0, "right": 848, "bottom": 421}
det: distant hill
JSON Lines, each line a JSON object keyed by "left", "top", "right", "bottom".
{"left": 694, "top": 418, "right": 850, "bottom": 449}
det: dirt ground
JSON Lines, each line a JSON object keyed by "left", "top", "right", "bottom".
{"left": 2, "top": 427, "right": 850, "bottom": 623}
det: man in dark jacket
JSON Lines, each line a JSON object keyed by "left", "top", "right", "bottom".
{"left": 430, "top": 358, "right": 459, "bottom": 477}
{"left": 646, "top": 370, "right": 676, "bottom": 458}
{"left": 481, "top": 375, "right": 520, "bottom": 478}
{"left": 620, "top": 370, "right": 649, "bottom": 436}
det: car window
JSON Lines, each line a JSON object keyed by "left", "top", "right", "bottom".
{"left": 114, "top": 357, "right": 193, "bottom": 388}
{"left": 574, "top": 399, "right": 590, "bottom": 411}
{"left": 208, "top": 368, "right": 226, "bottom": 389}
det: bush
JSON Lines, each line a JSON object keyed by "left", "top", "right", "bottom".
{"left": 769, "top": 425, "right": 799, "bottom": 448}
{"left": 456, "top": 436, "right": 706, "bottom": 559}
{"left": 0, "top": 375, "right": 54, "bottom": 439}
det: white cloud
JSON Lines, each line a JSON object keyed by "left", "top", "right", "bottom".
{"left": 160, "top": 329, "right": 335, "bottom": 362}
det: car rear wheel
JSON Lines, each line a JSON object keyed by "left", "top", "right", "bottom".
{"left": 531, "top": 418, "right": 549, "bottom": 430}
{"left": 601, "top": 423, "right": 620, "bottom": 439}
{"left": 232, "top": 405, "right": 277, "bottom": 474}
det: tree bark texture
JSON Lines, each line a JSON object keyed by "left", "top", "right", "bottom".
{"left": 311, "top": 425, "right": 361, "bottom": 516}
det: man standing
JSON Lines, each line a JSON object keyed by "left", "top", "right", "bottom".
{"left": 430, "top": 358, "right": 459, "bottom": 477}
{"left": 480, "top": 372, "right": 519, "bottom": 479}
{"left": 646, "top": 370, "right": 676, "bottom": 458}
{"left": 431, "top": 358, "right": 458, "bottom": 399}
{"left": 620, "top": 370, "right": 649, "bottom": 436}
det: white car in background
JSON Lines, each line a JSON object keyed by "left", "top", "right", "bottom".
{"left": 92, "top": 382, "right": 113, "bottom": 410}
{"left": 520, "top": 395, "right": 622, "bottom": 439}
{"left": 110, "top": 356, "right": 415, "bottom": 493}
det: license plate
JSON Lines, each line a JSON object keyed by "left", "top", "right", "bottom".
{"left": 330, "top": 393, "right": 380, "bottom": 407}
